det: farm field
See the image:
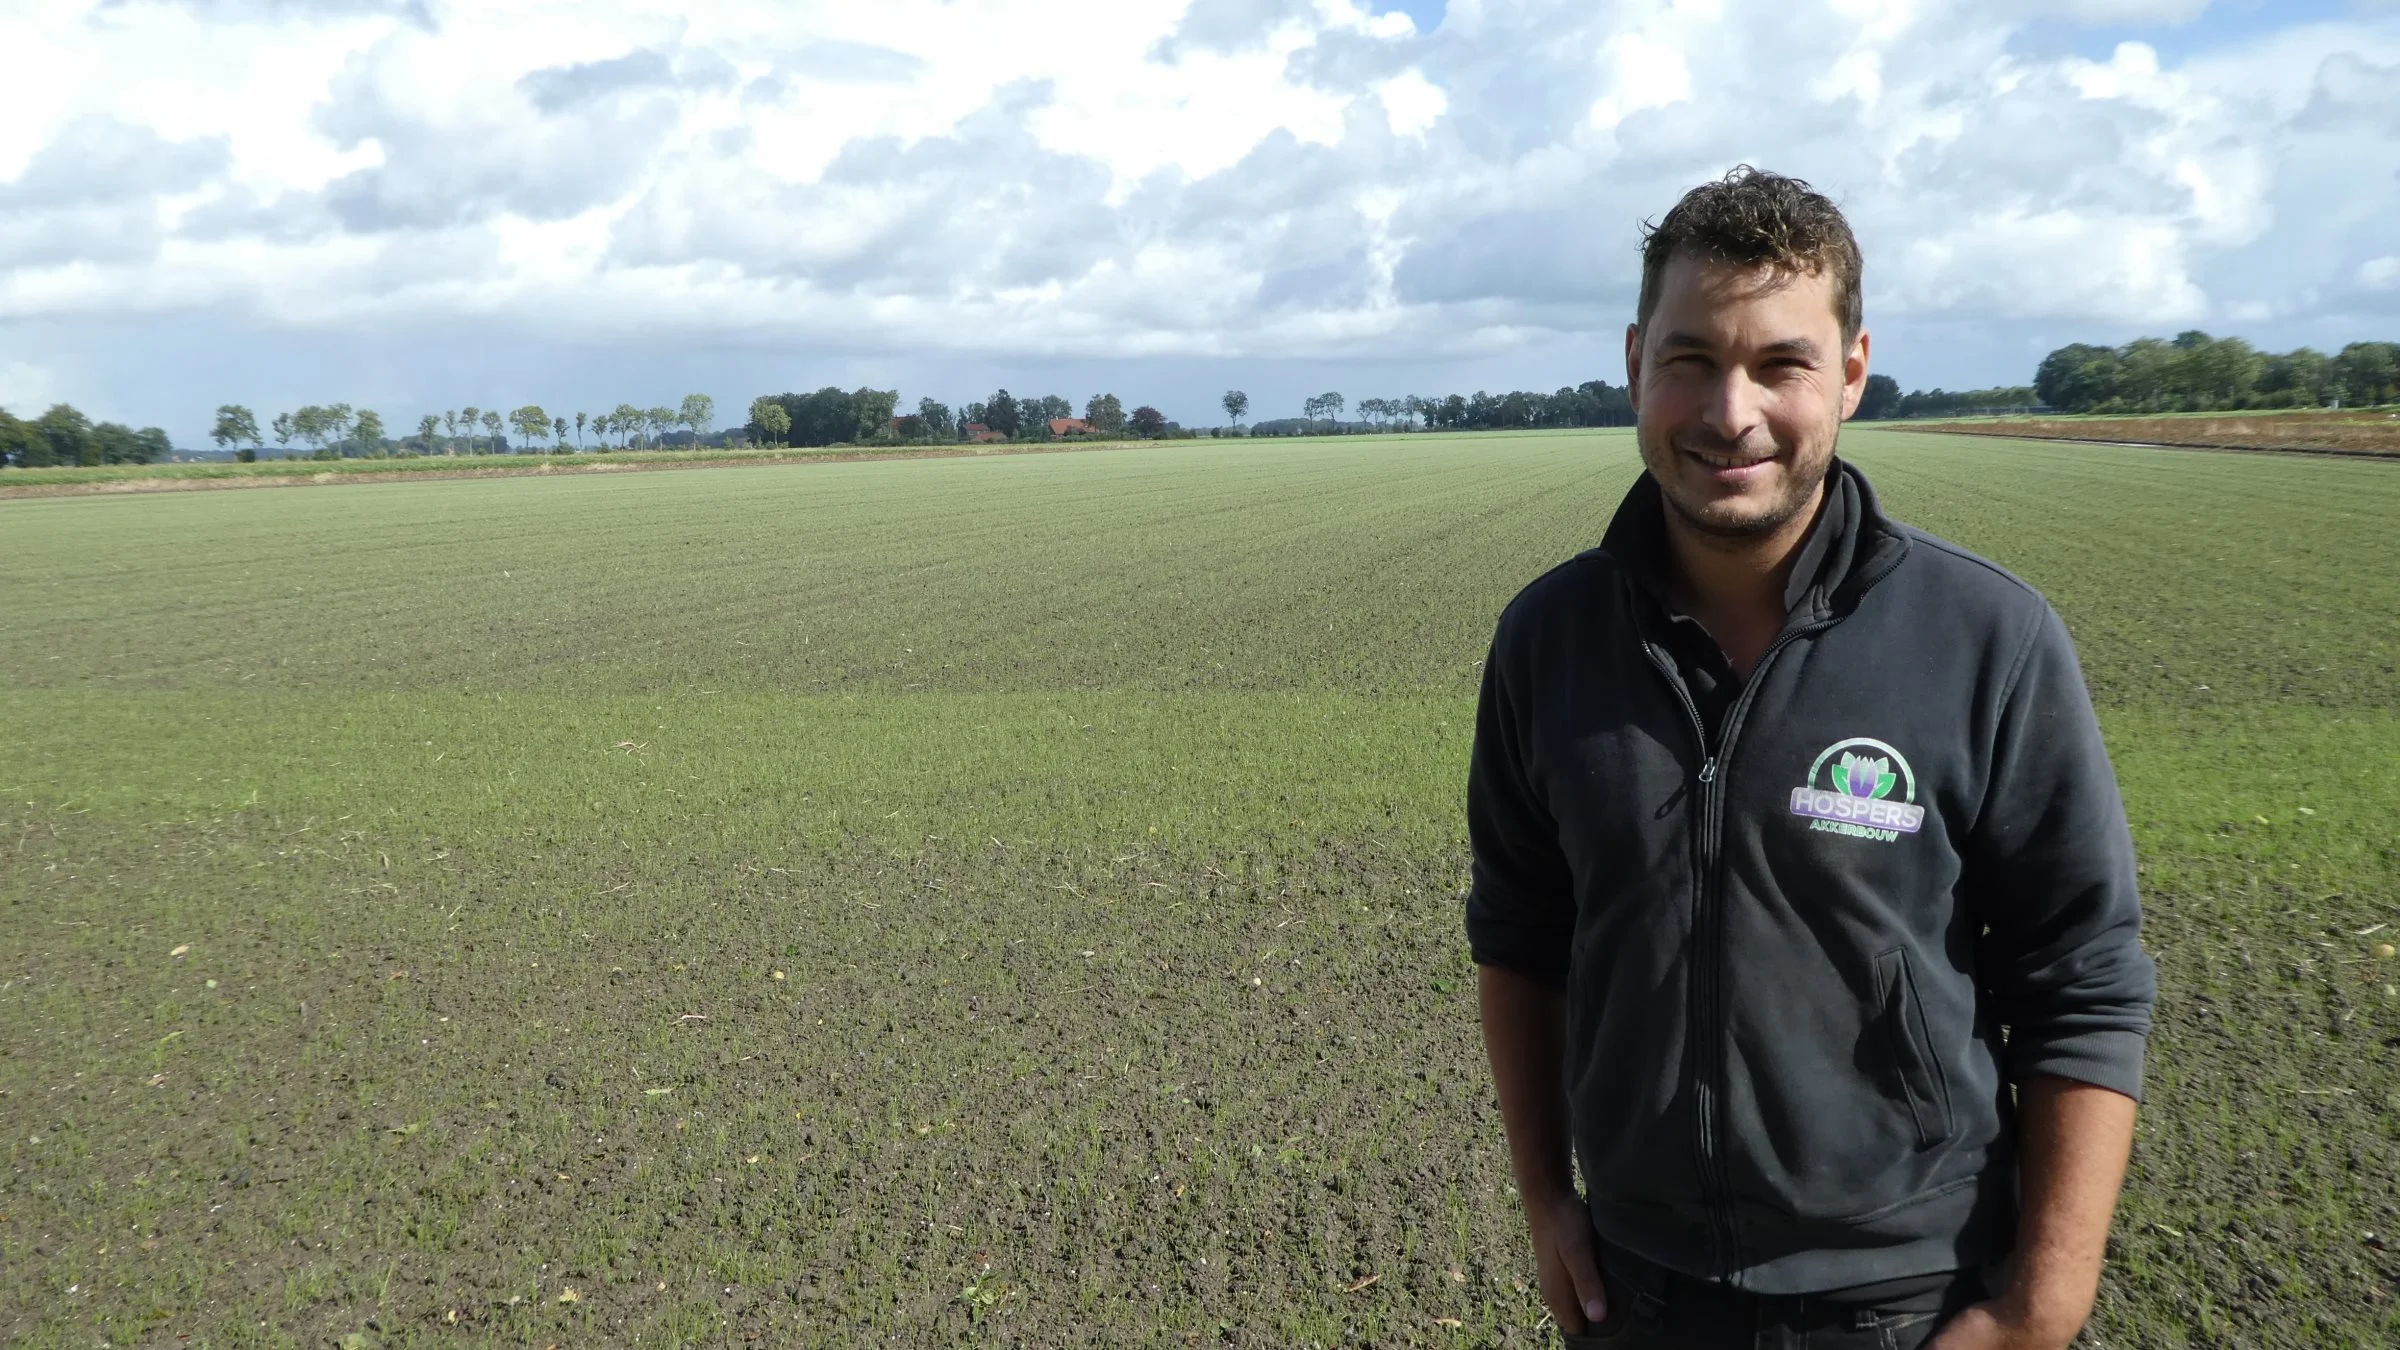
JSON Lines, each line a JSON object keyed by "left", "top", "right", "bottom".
{"left": 1924, "top": 408, "right": 2400, "bottom": 457}
{"left": 4, "top": 428, "right": 2398, "bottom": 1348}
{"left": 0, "top": 439, "right": 1125, "bottom": 499}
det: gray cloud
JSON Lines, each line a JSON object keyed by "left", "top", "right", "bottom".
{"left": 740, "top": 40, "right": 929, "bottom": 105}
{"left": 779, "top": 39, "right": 927, "bottom": 85}
{"left": 175, "top": 188, "right": 340, "bottom": 244}
{"left": 2294, "top": 52, "right": 2400, "bottom": 132}
{"left": 313, "top": 44, "right": 692, "bottom": 230}
{"left": 0, "top": 204, "right": 167, "bottom": 270}
{"left": 612, "top": 81, "right": 1120, "bottom": 292}
{"left": 0, "top": 117, "right": 230, "bottom": 208}
{"left": 518, "top": 49, "right": 678, "bottom": 111}
{"left": 1151, "top": 0, "right": 1316, "bottom": 60}
{"left": 515, "top": 46, "right": 735, "bottom": 112}
{"left": 0, "top": 118, "right": 230, "bottom": 271}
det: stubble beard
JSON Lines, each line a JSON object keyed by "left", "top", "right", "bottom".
{"left": 1645, "top": 425, "right": 1838, "bottom": 543}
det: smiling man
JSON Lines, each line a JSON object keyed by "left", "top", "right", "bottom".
{"left": 1467, "top": 168, "right": 2156, "bottom": 1349}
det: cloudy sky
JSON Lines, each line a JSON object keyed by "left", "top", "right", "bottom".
{"left": 3, "top": 0, "right": 2397, "bottom": 443}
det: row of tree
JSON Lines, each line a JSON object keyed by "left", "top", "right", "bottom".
{"left": 0, "top": 404, "right": 172, "bottom": 467}
{"left": 1244, "top": 383, "right": 1639, "bottom": 434}
{"left": 1852, "top": 377, "right": 2039, "bottom": 420}
{"left": 206, "top": 396, "right": 719, "bottom": 459}
{"left": 25, "top": 330, "right": 2400, "bottom": 474}
{"left": 745, "top": 388, "right": 1175, "bottom": 447}
{"left": 2033, "top": 333, "right": 2399, "bottom": 414}
{"left": 743, "top": 382, "right": 1646, "bottom": 446}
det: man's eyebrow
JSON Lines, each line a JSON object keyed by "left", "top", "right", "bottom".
{"left": 1653, "top": 332, "right": 1826, "bottom": 360}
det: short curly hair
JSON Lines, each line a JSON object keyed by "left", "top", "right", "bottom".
{"left": 1636, "top": 166, "right": 1863, "bottom": 344}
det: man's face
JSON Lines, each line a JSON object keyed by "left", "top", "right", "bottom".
{"left": 1625, "top": 256, "right": 1869, "bottom": 540}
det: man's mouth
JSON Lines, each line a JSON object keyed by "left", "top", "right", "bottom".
{"left": 1682, "top": 445, "right": 1777, "bottom": 476}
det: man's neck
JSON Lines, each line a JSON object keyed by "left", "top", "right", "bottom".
{"left": 1664, "top": 480, "right": 1827, "bottom": 674}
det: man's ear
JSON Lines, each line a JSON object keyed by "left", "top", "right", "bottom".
{"left": 1624, "top": 323, "right": 1645, "bottom": 413}
{"left": 1839, "top": 329, "right": 1872, "bottom": 421}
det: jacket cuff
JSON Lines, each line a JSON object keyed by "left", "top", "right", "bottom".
{"left": 1465, "top": 901, "right": 1570, "bottom": 987}
{"left": 2006, "top": 1026, "right": 2149, "bottom": 1102}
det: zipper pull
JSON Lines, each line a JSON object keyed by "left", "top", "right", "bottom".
{"left": 1698, "top": 757, "right": 1718, "bottom": 785}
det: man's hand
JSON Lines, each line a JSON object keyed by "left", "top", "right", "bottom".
{"left": 1925, "top": 1295, "right": 2080, "bottom": 1350}
{"left": 1478, "top": 964, "right": 1608, "bottom": 1333}
{"left": 1525, "top": 1186, "right": 1608, "bottom": 1333}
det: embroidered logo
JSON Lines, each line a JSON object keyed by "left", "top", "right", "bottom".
{"left": 1791, "top": 738, "right": 1925, "bottom": 842}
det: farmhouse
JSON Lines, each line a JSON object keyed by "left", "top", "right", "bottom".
{"left": 1048, "top": 417, "right": 1098, "bottom": 436}
{"left": 963, "top": 423, "right": 1007, "bottom": 444}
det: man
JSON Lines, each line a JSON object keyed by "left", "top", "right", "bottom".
{"left": 1467, "top": 167, "right": 2155, "bottom": 1350}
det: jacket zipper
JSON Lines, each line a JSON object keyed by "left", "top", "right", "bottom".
{"left": 1623, "top": 519, "right": 1910, "bottom": 1282}
{"left": 1643, "top": 620, "right": 1819, "bottom": 1282}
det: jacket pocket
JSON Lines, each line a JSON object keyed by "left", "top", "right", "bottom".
{"left": 1874, "top": 947, "right": 1954, "bottom": 1149}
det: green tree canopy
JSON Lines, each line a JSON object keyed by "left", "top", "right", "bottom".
{"left": 38, "top": 404, "right": 96, "bottom": 466}
{"left": 982, "top": 389, "right": 1021, "bottom": 438}
{"left": 0, "top": 407, "right": 36, "bottom": 466}
{"left": 851, "top": 388, "right": 899, "bottom": 441}
{"left": 212, "top": 405, "right": 260, "bottom": 450}
{"left": 748, "top": 396, "right": 790, "bottom": 446}
{"left": 750, "top": 389, "right": 859, "bottom": 447}
{"left": 509, "top": 405, "right": 550, "bottom": 450}
{"left": 914, "top": 397, "right": 954, "bottom": 440}
{"left": 1854, "top": 374, "right": 1901, "bottom": 420}
{"left": 2031, "top": 332, "right": 2395, "bottom": 413}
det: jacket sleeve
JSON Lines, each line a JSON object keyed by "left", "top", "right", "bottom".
{"left": 1465, "top": 634, "right": 1576, "bottom": 985}
{"left": 1968, "top": 603, "right": 2156, "bottom": 1100}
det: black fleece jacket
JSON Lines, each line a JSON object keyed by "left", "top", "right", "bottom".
{"left": 1466, "top": 460, "right": 2155, "bottom": 1294}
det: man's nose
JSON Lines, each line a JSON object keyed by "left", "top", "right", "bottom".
{"left": 1699, "top": 366, "right": 1764, "bottom": 443}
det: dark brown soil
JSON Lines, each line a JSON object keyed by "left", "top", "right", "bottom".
{"left": 1917, "top": 411, "right": 2400, "bottom": 458}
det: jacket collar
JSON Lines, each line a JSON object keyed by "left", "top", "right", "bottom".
{"left": 1599, "top": 456, "right": 1910, "bottom": 624}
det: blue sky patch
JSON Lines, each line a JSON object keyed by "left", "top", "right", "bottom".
{"left": 2009, "top": 0, "right": 2364, "bottom": 63}
{"left": 1371, "top": 0, "right": 1445, "bottom": 35}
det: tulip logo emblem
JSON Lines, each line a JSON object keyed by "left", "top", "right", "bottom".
{"left": 1791, "top": 738, "right": 1925, "bottom": 841}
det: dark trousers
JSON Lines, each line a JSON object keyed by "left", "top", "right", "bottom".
{"left": 1560, "top": 1242, "right": 1990, "bottom": 1350}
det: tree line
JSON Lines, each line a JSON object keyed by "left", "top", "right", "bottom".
{"left": 1852, "top": 378, "right": 2039, "bottom": 420}
{"left": 1245, "top": 382, "right": 1639, "bottom": 435}
{"left": 743, "top": 388, "right": 1179, "bottom": 447}
{"left": 2032, "top": 332, "right": 2398, "bottom": 414}
{"left": 0, "top": 404, "right": 173, "bottom": 467}
{"left": 18, "top": 331, "right": 2398, "bottom": 474}
{"left": 742, "top": 381, "right": 1649, "bottom": 446}
{"left": 199, "top": 396, "right": 720, "bottom": 460}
